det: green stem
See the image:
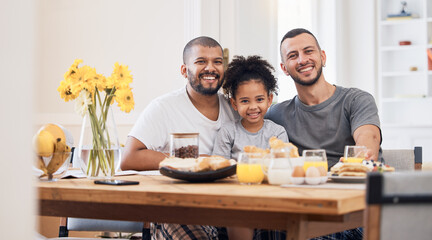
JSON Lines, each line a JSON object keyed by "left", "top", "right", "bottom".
{"left": 84, "top": 87, "right": 117, "bottom": 178}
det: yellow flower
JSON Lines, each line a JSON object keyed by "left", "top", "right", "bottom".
{"left": 105, "top": 76, "right": 115, "bottom": 90}
{"left": 63, "top": 59, "right": 83, "bottom": 79}
{"left": 115, "top": 87, "right": 134, "bottom": 113}
{"left": 94, "top": 73, "right": 108, "bottom": 92}
{"left": 57, "top": 79, "right": 77, "bottom": 102}
{"left": 111, "top": 62, "right": 133, "bottom": 89}
{"left": 70, "top": 65, "right": 97, "bottom": 96}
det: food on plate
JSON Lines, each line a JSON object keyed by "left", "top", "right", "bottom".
{"left": 269, "top": 136, "right": 299, "bottom": 157}
{"left": 159, "top": 155, "right": 232, "bottom": 172}
{"left": 363, "top": 160, "right": 395, "bottom": 172}
{"left": 330, "top": 159, "right": 395, "bottom": 177}
{"left": 331, "top": 163, "right": 368, "bottom": 177}
{"left": 159, "top": 157, "right": 209, "bottom": 172}
{"left": 205, "top": 155, "right": 231, "bottom": 170}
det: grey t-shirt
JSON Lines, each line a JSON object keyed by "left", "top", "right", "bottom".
{"left": 212, "top": 119, "right": 289, "bottom": 160}
{"left": 265, "top": 85, "right": 382, "bottom": 168}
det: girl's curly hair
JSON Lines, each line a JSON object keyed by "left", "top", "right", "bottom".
{"left": 223, "top": 55, "right": 278, "bottom": 99}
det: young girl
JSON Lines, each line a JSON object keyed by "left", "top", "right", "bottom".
{"left": 212, "top": 55, "right": 288, "bottom": 160}
{"left": 212, "top": 55, "right": 288, "bottom": 240}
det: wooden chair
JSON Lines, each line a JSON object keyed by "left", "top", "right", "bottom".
{"left": 381, "top": 146, "right": 422, "bottom": 170}
{"left": 58, "top": 217, "right": 150, "bottom": 239}
{"left": 364, "top": 171, "right": 432, "bottom": 240}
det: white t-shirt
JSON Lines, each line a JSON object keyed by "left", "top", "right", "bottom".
{"left": 129, "top": 87, "right": 239, "bottom": 155}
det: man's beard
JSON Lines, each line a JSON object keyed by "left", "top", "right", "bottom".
{"left": 290, "top": 64, "right": 323, "bottom": 86}
{"left": 187, "top": 69, "right": 223, "bottom": 95}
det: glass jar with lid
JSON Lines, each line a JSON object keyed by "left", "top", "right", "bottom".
{"left": 169, "top": 133, "right": 199, "bottom": 158}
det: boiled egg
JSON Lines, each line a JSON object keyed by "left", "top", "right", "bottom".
{"left": 305, "top": 166, "right": 321, "bottom": 185}
{"left": 292, "top": 166, "right": 305, "bottom": 177}
{"left": 306, "top": 166, "right": 320, "bottom": 178}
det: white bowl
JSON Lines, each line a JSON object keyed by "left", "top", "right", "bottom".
{"left": 320, "top": 176, "right": 328, "bottom": 184}
{"left": 305, "top": 177, "right": 321, "bottom": 185}
{"left": 290, "top": 177, "right": 305, "bottom": 185}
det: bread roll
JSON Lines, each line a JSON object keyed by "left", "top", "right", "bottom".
{"left": 159, "top": 157, "right": 210, "bottom": 172}
{"left": 269, "top": 136, "right": 299, "bottom": 157}
{"left": 205, "top": 155, "right": 231, "bottom": 170}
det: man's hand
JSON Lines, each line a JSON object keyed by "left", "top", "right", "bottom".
{"left": 121, "top": 136, "right": 167, "bottom": 171}
{"left": 353, "top": 124, "right": 381, "bottom": 161}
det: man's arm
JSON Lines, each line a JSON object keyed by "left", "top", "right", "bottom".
{"left": 353, "top": 124, "right": 381, "bottom": 161}
{"left": 120, "top": 136, "right": 168, "bottom": 171}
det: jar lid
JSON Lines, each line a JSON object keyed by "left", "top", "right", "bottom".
{"left": 170, "top": 133, "right": 199, "bottom": 138}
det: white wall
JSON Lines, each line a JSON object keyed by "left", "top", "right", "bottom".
{"left": 220, "top": 0, "right": 278, "bottom": 71}
{"left": 35, "top": 0, "right": 186, "bottom": 145}
{"left": 320, "top": 0, "right": 377, "bottom": 96}
{"left": 1, "top": 0, "right": 36, "bottom": 239}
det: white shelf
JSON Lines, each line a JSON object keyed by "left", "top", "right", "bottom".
{"left": 380, "top": 18, "right": 424, "bottom": 25}
{"left": 381, "top": 97, "right": 432, "bottom": 103}
{"left": 382, "top": 123, "right": 432, "bottom": 128}
{"left": 378, "top": 0, "right": 432, "bottom": 128}
{"left": 381, "top": 45, "right": 424, "bottom": 51}
{"left": 382, "top": 71, "right": 425, "bottom": 77}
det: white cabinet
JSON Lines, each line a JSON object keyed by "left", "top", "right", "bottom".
{"left": 378, "top": 0, "right": 432, "bottom": 163}
{"left": 377, "top": 0, "right": 432, "bottom": 127}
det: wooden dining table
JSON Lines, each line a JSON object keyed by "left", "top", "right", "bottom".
{"left": 37, "top": 174, "right": 365, "bottom": 240}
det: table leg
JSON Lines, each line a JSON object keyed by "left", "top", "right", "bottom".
{"left": 286, "top": 214, "right": 307, "bottom": 240}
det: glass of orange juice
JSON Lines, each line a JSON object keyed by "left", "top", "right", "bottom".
{"left": 344, "top": 146, "right": 367, "bottom": 163}
{"left": 236, "top": 152, "right": 266, "bottom": 185}
{"left": 302, "top": 149, "right": 328, "bottom": 172}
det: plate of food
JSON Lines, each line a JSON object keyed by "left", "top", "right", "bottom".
{"left": 159, "top": 156, "right": 237, "bottom": 182}
{"left": 329, "top": 159, "right": 395, "bottom": 183}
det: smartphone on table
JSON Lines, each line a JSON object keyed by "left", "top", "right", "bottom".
{"left": 94, "top": 180, "right": 139, "bottom": 185}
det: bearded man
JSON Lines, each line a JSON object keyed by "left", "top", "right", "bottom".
{"left": 263, "top": 27, "right": 382, "bottom": 240}
{"left": 122, "top": 36, "right": 238, "bottom": 171}
{"left": 121, "top": 36, "right": 238, "bottom": 240}
{"left": 266, "top": 28, "right": 382, "bottom": 170}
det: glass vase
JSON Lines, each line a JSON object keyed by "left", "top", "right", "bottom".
{"left": 77, "top": 106, "right": 121, "bottom": 179}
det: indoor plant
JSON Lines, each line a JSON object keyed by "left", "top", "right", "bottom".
{"left": 57, "top": 59, "right": 134, "bottom": 178}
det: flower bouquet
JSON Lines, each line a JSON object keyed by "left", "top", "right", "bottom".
{"left": 58, "top": 59, "right": 134, "bottom": 178}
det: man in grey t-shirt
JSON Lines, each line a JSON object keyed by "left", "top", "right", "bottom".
{"left": 266, "top": 28, "right": 382, "bottom": 169}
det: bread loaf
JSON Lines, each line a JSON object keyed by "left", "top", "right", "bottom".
{"left": 205, "top": 155, "right": 231, "bottom": 170}
{"left": 269, "top": 136, "right": 299, "bottom": 157}
{"left": 159, "top": 156, "right": 232, "bottom": 172}
{"left": 159, "top": 157, "right": 210, "bottom": 172}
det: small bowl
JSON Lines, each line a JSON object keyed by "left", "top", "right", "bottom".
{"left": 290, "top": 177, "right": 305, "bottom": 185}
{"left": 305, "top": 177, "right": 321, "bottom": 185}
{"left": 399, "top": 41, "right": 411, "bottom": 46}
{"left": 320, "top": 176, "right": 328, "bottom": 184}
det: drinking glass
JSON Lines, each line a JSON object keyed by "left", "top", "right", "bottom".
{"left": 236, "top": 152, "right": 266, "bottom": 185}
{"left": 344, "top": 146, "right": 367, "bottom": 163}
{"left": 267, "top": 147, "right": 293, "bottom": 185}
{"left": 302, "top": 149, "right": 328, "bottom": 172}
